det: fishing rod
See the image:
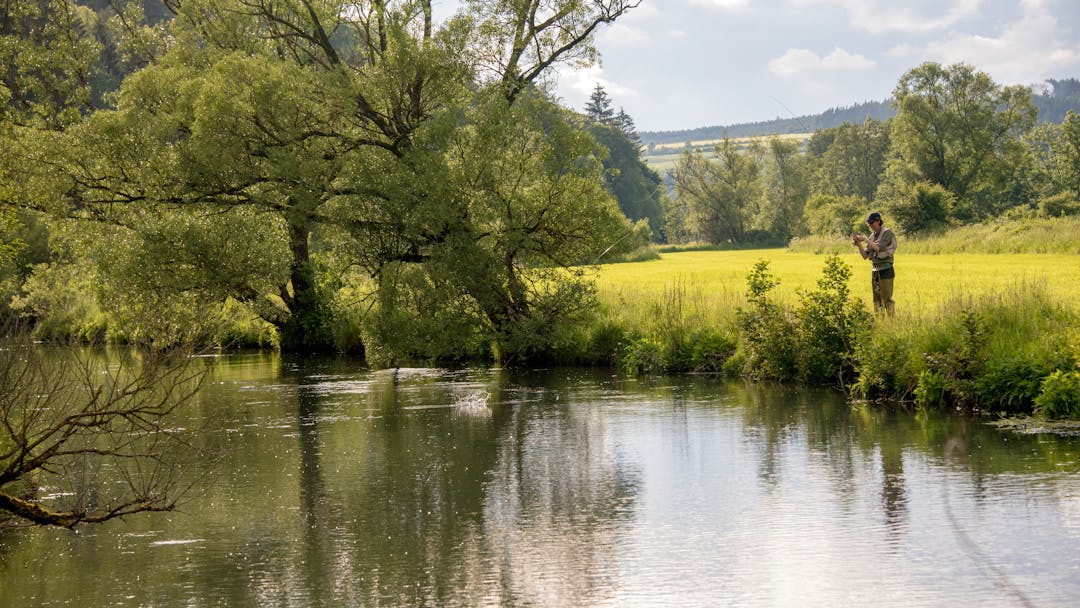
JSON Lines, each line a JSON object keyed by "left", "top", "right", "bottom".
{"left": 769, "top": 95, "right": 813, "bottom": 134}
{"left": 591, "top": 228, "right": 639, "bottom": 265}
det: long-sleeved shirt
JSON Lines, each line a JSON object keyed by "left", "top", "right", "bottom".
{"left": 866, "top": 227, "right": 897, "bottom": 271}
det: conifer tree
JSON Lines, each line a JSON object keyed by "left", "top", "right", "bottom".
{"left": 616, "top": 107, "right": 642, "bottom": 149}
{"left": 585, "top": 83, "right": 615, "bottom": 125}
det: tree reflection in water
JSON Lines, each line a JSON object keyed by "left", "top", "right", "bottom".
{"left": 270, "top": 363, "right": 643, "bottom": 606}
{"left": 1, "top": 356, "right": 1078, "bottom": 607}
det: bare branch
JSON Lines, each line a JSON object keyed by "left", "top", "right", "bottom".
{"left": 0, "top": 333, "right": 212, "bottom": 528}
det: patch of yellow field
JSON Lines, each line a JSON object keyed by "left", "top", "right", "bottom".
{"left": 593, "top": 249, "right": 1073, "bottom": 323}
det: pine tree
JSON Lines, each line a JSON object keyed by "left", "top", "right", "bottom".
{"left": 616, "top": 107, "right": 642, "bottom": 149}
{"left": 584, "top": 83, "right": 615, "bottom": 125}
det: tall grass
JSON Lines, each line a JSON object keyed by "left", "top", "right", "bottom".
{"left": 789, "top": 215, "right": 1080, "bottom": 255}
{"left": 852, "top": 288, "right": 1078, "bottom": 411}
{"left": 594, "top": 248, "right": 1075, "bottom": 321}
{"left": 901, "top": 215, "right": 1080, "bottom": 254}
{"left": 589, "top": 247, "right": 1080, "bottom": 416}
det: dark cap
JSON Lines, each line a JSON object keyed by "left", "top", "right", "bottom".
{"left": 866, "top": 212, "right": 883, "bottom": 224}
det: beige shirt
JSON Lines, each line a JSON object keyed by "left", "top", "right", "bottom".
{"left": 866, "top": 226, "right": 897, "bottom": 270}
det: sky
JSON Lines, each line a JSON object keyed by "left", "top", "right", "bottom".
{"left": 542, "top": 0, "right": 1080, "bottom": 132}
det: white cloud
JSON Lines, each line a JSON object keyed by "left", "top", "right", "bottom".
{"left": 1031, "top": 81, "right": 1053, "bottom": 96}
{"left": 668, "top": 29, "right": 689, "bottom": 39}
{"left": 688, "top": 0, "right": 751, "bottom": 11}
{"left": 886, "top": 43, "right": 919, "bottom": 59}
{"left": 619, "top": 1, "right": 660, "bottom": 21}
{"left": 559, "top": 66, "right": 639, "bottom": 99}
{"left": 602, "top": 23, "right": 651, "bottom": 46}
{"left": 768, "top": 47, "right": 876, "bottom": 76}
{"left": 923, "top": 2, "right": 1080, "bottom": 82}
{"left": 789, "top": 0, "right": 981, "bottom": 34}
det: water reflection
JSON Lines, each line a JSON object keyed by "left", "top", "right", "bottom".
{"left": 481, "top": 373, "right": 642, "bottom": 607}
{"left": 1, "top": 355, "right": 1078, "bottom": 607}
{"left": 206, "top": 361, "right": 642, "bottom": 606}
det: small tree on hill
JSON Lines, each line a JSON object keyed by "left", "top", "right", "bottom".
{"left": 616, "top": 107, "right": 643, "bottom": 148}
{"left": 585, "top": 83, "right": 615, "bottom": 125}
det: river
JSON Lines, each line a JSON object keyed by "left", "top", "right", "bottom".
{"left": 1, "top": 352, "right": 1078, "bottom": 607}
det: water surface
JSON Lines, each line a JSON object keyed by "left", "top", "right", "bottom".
{"left": 1, "top": 353, "right": 1077, "bottom": 607}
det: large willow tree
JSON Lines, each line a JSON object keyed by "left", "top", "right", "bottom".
{"left": 880, "top": 62, "right": 1037, "bottom": 223}
{"left": 7, "top": 0, "right": 641, "bottom": 357}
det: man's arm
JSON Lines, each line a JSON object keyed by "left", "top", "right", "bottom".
{"left": 852, "top": 234, "right": 873, "bottom": 259}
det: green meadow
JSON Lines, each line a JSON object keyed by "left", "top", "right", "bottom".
{"left": 594, "top": 248, "right": 1073, "bottom": 321}
{"left": 643, "top": 133, "right": 812, "bottom": 174}
{"left": 585, "top": 246, "right": 1079, "bottom": 416}
{"left": 642, "top": 151, "right": 681, "bottom": 174}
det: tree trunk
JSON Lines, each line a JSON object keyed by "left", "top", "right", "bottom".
{"left": 279, "top": 219, "right": 335, "bottom": 352}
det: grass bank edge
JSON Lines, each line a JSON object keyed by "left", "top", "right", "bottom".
{"left": 586, "top": 254, "right": 1080, "bottom": 420}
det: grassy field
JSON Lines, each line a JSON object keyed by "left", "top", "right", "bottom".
{"left": 789, "top": 215, "right": 1080, "bottom": 255}
{"left": 642, "top": 152, "right": 681, "bottom": 175}
{"left": 592, "top": 248, "right": 1075, "bottom": 327}
{"left": 643, "top": 133, "right": 812, "bottom": 174}
{"left": 647, "top": 132, "right": 811, "bottom": 153}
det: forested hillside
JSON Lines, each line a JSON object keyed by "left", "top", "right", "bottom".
{"left": 642, "top": 78, "right": 1080, "bottom": 147}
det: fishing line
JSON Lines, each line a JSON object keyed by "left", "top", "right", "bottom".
{"left": 591, "top": 228, "right": 637, "bottom": 265}
{"left": 768, "top": 96, "right": 812, "bottom": 134}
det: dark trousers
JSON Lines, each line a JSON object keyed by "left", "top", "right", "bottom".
{"left": 872, "top": 267, "right": 895, "bottom": 315}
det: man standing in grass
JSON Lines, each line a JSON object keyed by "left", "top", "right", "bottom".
{"left": 852, "top": 211, "right": 897, "bottom": 315}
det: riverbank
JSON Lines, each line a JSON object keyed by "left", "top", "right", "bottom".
{"left": 583, "top": 249, "right": 1079, "bottom": 419}
{"left": 992, "top": 417, "right": 1080, "bottom": 436}
{"left": 10, "top": 237, "right": 1079, "bottom": 419}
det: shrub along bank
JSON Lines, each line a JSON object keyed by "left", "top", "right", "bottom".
{"left": 579, "top": 254, "right": 1080, "bottom": 419}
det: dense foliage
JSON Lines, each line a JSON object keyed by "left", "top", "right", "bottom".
{"left": 662, "top": 65, "right": 1080, "bottom": 246}
{"left": 1, "top": 0, "right": 646, "bottom": 362}
{"left": 640, "top": 77, "right": 1080, "bottom": 147}
{"left": 583, "top": 84, "right": 665, "bottom": 240}
{"left": 733, "top": 256, "right": 868, "bottom": 386}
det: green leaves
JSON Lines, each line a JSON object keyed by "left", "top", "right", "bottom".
{"left": 4, "top": 0, "right": 642, "bottom": 359}
{"left": 1034, "top": 370, "right": 1080, "bottom": 419}
{"left": 737, "top": 256, "right": 870, "bottom": 386}
{"left": 0, "top": 0, "right": 101, "bottom": 128}
{"left": 363, "top": 89, "right": 631, "bottom": 363}
{"left": 675, "top": 138, "right": 761, "bottom": 245}
{"left": 464, "top": 0, "right": 640, "bottom": 100}
{"left": 810, "top": 118, "right": 889, "bottom": 207}
{"left": 884, "top": 62, "right": 1038, "bottom": 220}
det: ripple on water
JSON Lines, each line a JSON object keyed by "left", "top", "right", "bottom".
{"left": 148, "top": 539, "right": 206, "bottom": 547}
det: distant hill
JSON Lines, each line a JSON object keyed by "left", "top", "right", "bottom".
{"left": 641, "top": 78, "right": 1080, "bottom": 148}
